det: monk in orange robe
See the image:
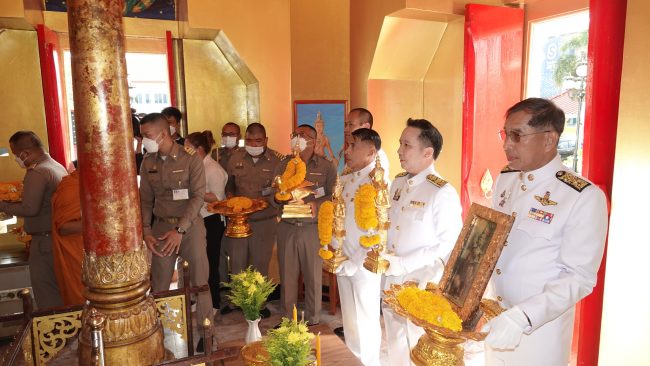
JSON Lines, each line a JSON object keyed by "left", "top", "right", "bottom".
{"left": 51, "top": 170, "right": 85, "bottom": 305}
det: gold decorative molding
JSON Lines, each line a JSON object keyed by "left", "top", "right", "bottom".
{"left": 81, "top": 298, "right": 159, "bottom": 344}
{"left": 155, "top": 295, "right": 188, "bottom": 341}
{"left": 32, "top": 311, "right": 82, "bottom": 366}
{"left": 82, "top": 248, "right": 149, "bottom": 288}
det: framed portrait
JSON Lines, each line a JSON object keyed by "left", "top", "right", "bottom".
{"left": 439, "top": 203, "right": 515, "bottom": 321}
{"left": 293, "top": 100, "right": 347, "bottom": 172}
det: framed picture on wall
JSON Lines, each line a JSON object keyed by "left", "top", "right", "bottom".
{"left": 293, "top": 100, "right": 347, "bottom": 172}
{"left": 439, "top": 203, "right": 515, "bottom": 321}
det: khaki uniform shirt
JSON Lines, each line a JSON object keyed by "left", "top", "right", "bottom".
{"left": 273, "top": 153, "right": 337, "bottom": 223}
{"left": 2, "top": 154, "right": 68, "bottom": 233}
{"left": 225, "top": 148, "right": 286, "bottom": 219}
{"left": 139, "top": 143, "right": 206, "bottom": 234}
{"left": 214, "top": 146, "right": 242, "bottom": 170}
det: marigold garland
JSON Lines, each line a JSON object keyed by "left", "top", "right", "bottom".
{"left": 0, "top": 182, "right": 22, "bottom": 202}
{"left": 354, "top": 184, "right": 378, "bottom": 231}
{"left": 226, "top": 196, "right": 253, "bottom": 213}
{"left": 359, "top": 234, "right": 380, "bottom": 248}
{"left": 397, "top": 287, "right": 462, "bottom": 332}
{"left": 279, "top": 156, "right": 307, "bottom": 193}
{"left": 317, "top": 201, "right": 334, "bottom": 259}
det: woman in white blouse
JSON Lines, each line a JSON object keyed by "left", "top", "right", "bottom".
{"left": 185, "top": 131, "right": 228, "bottom": 309}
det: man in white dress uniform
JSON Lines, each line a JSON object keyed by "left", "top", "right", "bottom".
{"left": 484, "top": 98, "right": 608, "bottom": 366}
{"left": 334, "top": 128, "right": 386, "bottom": 366}
{"left": 382, "top": 119, "right": 463, "bottom": 366}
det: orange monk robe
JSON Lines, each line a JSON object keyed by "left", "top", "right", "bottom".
{"left": 51, "top": 170, "right": 85, "bottom": 305}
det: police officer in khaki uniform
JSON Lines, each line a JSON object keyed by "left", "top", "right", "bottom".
{"left": 274, "top": 124, "right": 337, "bottom": 325}
{"left": 138, "top": 113, "right": 212, "bottom": 352}
{"left": 220, "top": 123, "right": 285, "bottom": 316}
{"left": 212, "top": 122, "right": 242, "bottom": 168}
{"left": 0, "top": 131, "right": 67, "bottom": 309}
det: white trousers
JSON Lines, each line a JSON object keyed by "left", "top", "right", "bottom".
{"left": 338, "top": 267, "right": 382, "bottom": 366}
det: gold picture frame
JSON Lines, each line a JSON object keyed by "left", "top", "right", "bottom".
{"left": 439, "top": 203, "right": 515, "bottom": 321}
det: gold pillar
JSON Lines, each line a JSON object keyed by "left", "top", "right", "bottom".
{"left": 66, "top": 0, "right": 164, "bottom": 364}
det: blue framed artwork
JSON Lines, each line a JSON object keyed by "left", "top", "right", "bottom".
{"left": 294, "top": 100, "right": 347, "bottom": 172}
{"left": 44, "top": 0, "right": 177, "bottom": 20}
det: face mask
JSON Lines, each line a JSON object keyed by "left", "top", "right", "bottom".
{"left": 245, "top": 145, "right": 264, "bottom": 157}
{"left": 15, "top": 153, "right": 26, "bottom": 169}
{"left": 291, "top": 136, "right": 307, "bottom": 152}
{"left": 142, "top": 133, "right": 161, "bottom": 153}
{"left": 223, "top": 136, "right": 237, "bottom": 149}
{"left": 169, "top": 126, "right": 177, "bottom": 137}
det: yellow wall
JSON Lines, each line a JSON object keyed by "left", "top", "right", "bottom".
{"left": 0, "top": 30, "right": 48, "bottom": 181}
{"left": 187, "top": 0, "right": 292, "bottom": 151}
{"left": 290, "top": 0, "right": 350, "bottom": 104}
{"left": 599, "top": 0, "right": 650, "bottom": 364}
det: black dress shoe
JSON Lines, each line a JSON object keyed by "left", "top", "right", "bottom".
{"left": 260, "top": 307, "right": 271, "bottom": 319}
{"left": 196, "top": 338, "right": 205, "bottom": 353}
{"left": 334, "top": 326, "right": 345, "bottom": 339}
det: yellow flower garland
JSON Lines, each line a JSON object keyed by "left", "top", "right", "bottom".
{"left": 397, "top": 287, "right": 462, "bottom": 332}
{"left": 354, "top": 184, "right": 378, "bottom": 230}
{"left": 317, "top": 201, "right": 334, "bottom": 259}
{"left": 359, "top": 234, "right": 380, "bottom": 248}
{"left": 226, "top": 196, "right": 253, "bottom": 213}
{"left": 279, "top": 156, "right": 307, "bottom": 193}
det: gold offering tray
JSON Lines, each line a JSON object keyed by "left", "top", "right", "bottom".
{"left": 384, "top": 281, "right": 505, "bottom": 366}
{"left": 207, "top": 198, "right": 269, "bottom": 238}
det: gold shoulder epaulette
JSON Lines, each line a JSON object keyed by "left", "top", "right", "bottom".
{"left": 395, "top": 172, "right": 408, "bottom": 179}
{"left": 184, "top": 146, "right": 196, "bottom": 156}
{"left": 427, "top": 174, "right": 447, "bottom": 188}
{"left": 501, "top": 165, "right": 520, "bottom": 173}
{"left": 341, "top": 166, "right": 353, "bottom": 176}
{"left": 272, "top": 150, "right": 286, "bottom": 161}
{"left": 556, "top": 171, "right": 591, "bottom": 192}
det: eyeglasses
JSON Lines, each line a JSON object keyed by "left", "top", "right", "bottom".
{"left": 498, "top": 129, "right": 551, "bottom": 143}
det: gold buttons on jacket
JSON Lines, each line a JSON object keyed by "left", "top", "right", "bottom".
{"left": 497, "top": 296, "right": 503, "bottom": 302}
{"left": 512, "top": 212, "right": 517, "bottom": 217}
{"left": 521, "top": 184, "right": 527, "bottom": 191}
{"left": 396, "top": 226, "right": 400, "bottom": 231}
{"left": 496, "top": 269, "right": 502, "bottom": 275}
{"left": 528, "top": 174, "right": 535, "bottom": 181}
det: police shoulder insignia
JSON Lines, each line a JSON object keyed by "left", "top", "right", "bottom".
{"left": 395, "top": 171, "right": 408, "bottom": 179}
{"left": 427, "top": 174, "right": 447, "bottom": 188}
{"left": 272, "top": 150, "right": 286, "bottom": 161}
{"left": 501, "top": 165, "right": 520, "bottom": 173}
{"left": 556, "top": 171, "right": 591, "bottom": 192}
{"left": 341, "top": 166, "right": 353, "bottom": 176}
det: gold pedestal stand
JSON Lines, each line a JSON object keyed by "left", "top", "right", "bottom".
{"left": 363, "top": 247, "right": 390, "bottom": 274}
{"left": 207, "top": 198, "right": 269, "bottom": 238}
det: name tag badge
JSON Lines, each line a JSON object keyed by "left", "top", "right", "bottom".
{"left": 314, "top": 186, "right": 325, "bottom": 199}
{"left": 409, "top": 200, "right": 425, "bottom": 208}
{"left": 262, "top": 186, "right": 273, "bottom": 196}
{"left": 173, "top": 189, "right": 189, "bottom": 201}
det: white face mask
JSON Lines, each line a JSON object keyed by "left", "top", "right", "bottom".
{"left": 245, "top": 145, "right": 264, "bottom": 157}
{"left": 169, "top": 126, "right": 177, "bottom": 137}
{"left": 222, "top": 136, "right": 237, "bottom": 149}
{"left": 142, "top": 133, "right": 162, "bottom": 153}
{"left": 291, "top": 136, "right": 308, "bottom": 152}
{"left": 15, "top": 152, "right": 26, "bottom": 169}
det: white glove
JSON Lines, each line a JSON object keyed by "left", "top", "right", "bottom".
{"left": 482, "top": 306, "right": 531, "bottom": 350}
{"left": 335, "top": 260, "right": 358, "bottom": 277}
{"left": 383, "top": 254, "right": 407, "bottom": 276}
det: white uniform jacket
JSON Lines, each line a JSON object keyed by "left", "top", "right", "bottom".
{"left": 487, "top": 154, "right": 608, "bottom": 365}
{"left": 386, "top": 165, "right": 463, "bottom": 285}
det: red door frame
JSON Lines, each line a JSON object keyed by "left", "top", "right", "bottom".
{"left": 36, "top": 24, "right": 70, "bottom": 169}
{"left": 574, "top": 1, "right": 627, "bottom": 365}
{"left": 165, "top": 30, "right": 177, "bottom": 107}
{"left": 461, "top": 4, "right": 525, "bottom": 215}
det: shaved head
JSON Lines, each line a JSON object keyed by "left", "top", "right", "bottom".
{"left": 139, "top": 113, "right": 171, "bottom": 136}
{"left": 246, "top": 122, "right": 266, "bottom": 137}
{"left": 9, "top": 131, "right": 44, "bottom": 151}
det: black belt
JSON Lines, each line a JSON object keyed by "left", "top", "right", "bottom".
{"left": 28, "top": 231, "right": 51, "bottom": 237}
{"left": 155, "top": 216, "right": 180, "bottom": 224}
{"left": 281, "top": 220, "right": 317, "bottom": 227}
{"left": 249, "top": 215, "right": 278, "bottom": 223}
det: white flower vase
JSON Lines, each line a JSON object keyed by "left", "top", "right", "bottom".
{"left": 245, "top": 318, "right": 262, "bottom": 344}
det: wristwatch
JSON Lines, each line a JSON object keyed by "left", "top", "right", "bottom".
{"left": 175, "top": 226, "right": 186, "bottom": 235}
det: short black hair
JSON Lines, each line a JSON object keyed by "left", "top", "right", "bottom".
{"left": 506, "top": 98, "right": 565, "bottom": 134}
{"left": 246, "top": 123, "right": 267, "bottom": 137}
{"left": 406, "top": 118, "right": 443, "bottom": 160}
{"left": 140, "top": 112, "right": 168, "bottom": 126}
{"left": 223, "top": 122, "right": 241, "bottom": 134}
{"left": 297, "top": 124, "right": 317, "bottom": 139}
{"left": 350, "top": 107, "right": 373, "bottom": 128}
{"left": 131, "top": 113, "right": 141, "bottom": 138}
{"left": 9, "top": 131, "right": 44, "bottom": 150}
{"left": 351, "top": 128, "right": 381, "bottom": 151}
{"left": 161, "top": 106, "right": 182, "bottom": 122}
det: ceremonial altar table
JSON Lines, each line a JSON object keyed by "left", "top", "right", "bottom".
{"left": 220, "top": 324, "right": 363, "bottom": 366}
